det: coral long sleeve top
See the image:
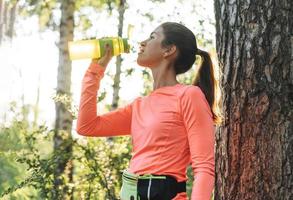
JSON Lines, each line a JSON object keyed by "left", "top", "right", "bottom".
{"left": 76, "top": 63, "right": 215, "bottom": 200}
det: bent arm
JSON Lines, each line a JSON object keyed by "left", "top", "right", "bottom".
{"left": 76, "top": 62, "right": 133, "bottom": 137}
{"left": 180, "top": 86, "right": 215, "bottom": 200}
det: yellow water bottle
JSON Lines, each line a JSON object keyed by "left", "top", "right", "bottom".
{"left": 68, "top": 37, "right": 130, "bottom": 60}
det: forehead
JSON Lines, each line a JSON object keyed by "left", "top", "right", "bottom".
{"left": 151, "top": 26, "right": 164, "bottom": 36}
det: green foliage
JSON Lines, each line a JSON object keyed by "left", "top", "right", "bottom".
{"left": 73, "top": 137, "right": 132, "bottom": 199}
{"left": 0, "top": 118, "right": 56, "bottom": 199}
{"left": 75, "top": 0, "right": 117, "bottom": 11}
{"left": 0, "top": 102, "right": 133, "bottom": 199}
{"left": 186, "top": 165, "right": 194, "bottom": 198}
{"left": 140, "top": 69, "right": 153, "bottom": 96}
{"left": 19, "top": 0, "right": 58, "bottom": 31}
{"left": 52, "top": 93, "right": 78, "bottom": 119}
{"left": 18, "top": 0, "right": 120, "bottom": 32}
{"left": 76, "top": 14, "right": 93, "bottom": 32}
{"left": 0, "top": 123, "right": 28, "bottom": 196}
{"left": 0, "top": 106, "right": 52, "bottom": 199}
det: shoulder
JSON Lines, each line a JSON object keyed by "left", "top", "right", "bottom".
{"left": 179, "top": 85, "right": 211, "bottom": 114}
{"left": 130, "top": 96, "right": 143, "bottom": 106}
{"left": 179, "top": 85, "right": 205, "bottom": 100}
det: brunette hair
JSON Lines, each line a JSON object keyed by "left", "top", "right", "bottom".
{"left": 160, "top": 22, "right": 222, "bottom": 124}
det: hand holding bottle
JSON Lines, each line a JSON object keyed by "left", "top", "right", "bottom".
{"left": 92, "top": 43, "right": 113, "bottom": 68}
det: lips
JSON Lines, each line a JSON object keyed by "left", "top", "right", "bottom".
{"left": 138, "top": 47, "right": 144, "bottom": 54}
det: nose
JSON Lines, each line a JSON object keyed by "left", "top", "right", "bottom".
{"left": 139, "top": 39, "right": 147, "bottom": 47}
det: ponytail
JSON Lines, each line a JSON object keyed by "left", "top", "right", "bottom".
{"left": 193, "top": 49, "right": 222, "bottom": 125}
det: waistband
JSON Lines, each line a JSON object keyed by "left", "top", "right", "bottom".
{"left": 121, "top": 170, "right": 186, "bottom": 194}
{"left": 122, "top": 170, "right": 167, "bottom": 181}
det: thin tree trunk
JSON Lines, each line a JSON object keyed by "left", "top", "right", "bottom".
{"left": 33, "top": 74, "right": 40, "bottom": 127}
{"left": 0, "top": 0, "right": 3, "bottom": 44}
{"left": 214, "top": 0, "right": 292, "bottom": 199}
{"left": 1, "top": 1, "right": 7, "bottom": 44}
{"left": 53, "top": 0, "right": 75, "bottom": 199}
{"left": 3, "top": 1, "right": 6, "bottom": 26}
{"left": 6, "top": 0, "right": 17, "bottom": 39}
{"left": 111, "top": 0, "right": 126, "bottom": 110}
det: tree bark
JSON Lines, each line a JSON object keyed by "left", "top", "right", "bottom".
{"left": 111, "top": 0, "right": 126, "bottom": 110}
{"left": 214, "top": 0, "right": 292, "bottom": 199}
{"left": 53, "top": 0, "right": 75, "bottom": 199}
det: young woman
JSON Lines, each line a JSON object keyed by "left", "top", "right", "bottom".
{"left": 76, "top": 22, "right": 221, "bottom": 200}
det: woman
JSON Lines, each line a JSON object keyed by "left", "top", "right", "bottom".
{"left": 77, "top": 22, "right": 221, "bottom": 200}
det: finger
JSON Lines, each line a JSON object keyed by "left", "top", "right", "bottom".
{"left": 105, "top": 43, "right": 113, "bottom": 57}
{"left": 105, "top": 43, "right": 110, "bottom": 51}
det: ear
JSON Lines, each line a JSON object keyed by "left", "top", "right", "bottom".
{"left": 163, "top": 45, "right": 177, "bottom": 58}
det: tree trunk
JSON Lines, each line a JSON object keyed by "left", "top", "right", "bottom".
{"left": 111, "top": 0, "right": 126, "bottom": 110}
{"left": 214, "top": 0, "right": 292, "bottom": 200}
{"left": 53, "top": 0, "right": 75, "bottom": 199}
{"left": 33, "top": 74, "right": 40, "bottom": 127}
{"left": 6, "top": 1, "right": 17, "bottom": 39}
{"left": 0, "top": 1, "right": 7, "bottom": 44}
{"left": 0, "top": 0, "right": 3, "bottom": 44}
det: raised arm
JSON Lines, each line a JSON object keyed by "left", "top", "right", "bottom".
{"left": 76, "top": 62, "right": 135, "bottom": 137}
{"left": 180, "top": 86, "right": 215, "bottom": 200}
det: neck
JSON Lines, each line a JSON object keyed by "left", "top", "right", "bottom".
{"left": 150, "top": 62, "right": 179, "bottom": 90}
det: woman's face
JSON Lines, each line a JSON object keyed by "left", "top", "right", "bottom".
{"left": 137, "top": 26, "right": 166, "bottom": 67}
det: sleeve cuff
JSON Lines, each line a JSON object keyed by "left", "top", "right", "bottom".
{"left": 87, "top": 62, "right": 106, "bottom": 78}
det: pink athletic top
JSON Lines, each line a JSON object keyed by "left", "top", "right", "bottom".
{"left": 76, "top": 63, "right": 215, "bottom": 200}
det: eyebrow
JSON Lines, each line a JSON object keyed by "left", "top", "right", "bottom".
{"left": 150, "top": 31, "right": 158, "bottom": 36}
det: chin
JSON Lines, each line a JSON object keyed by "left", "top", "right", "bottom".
{"left": 136, "top": 57, "right": 148, "bottom": 67}
{"left": 136, "top": 54, "right": 156, "bottom": 68}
